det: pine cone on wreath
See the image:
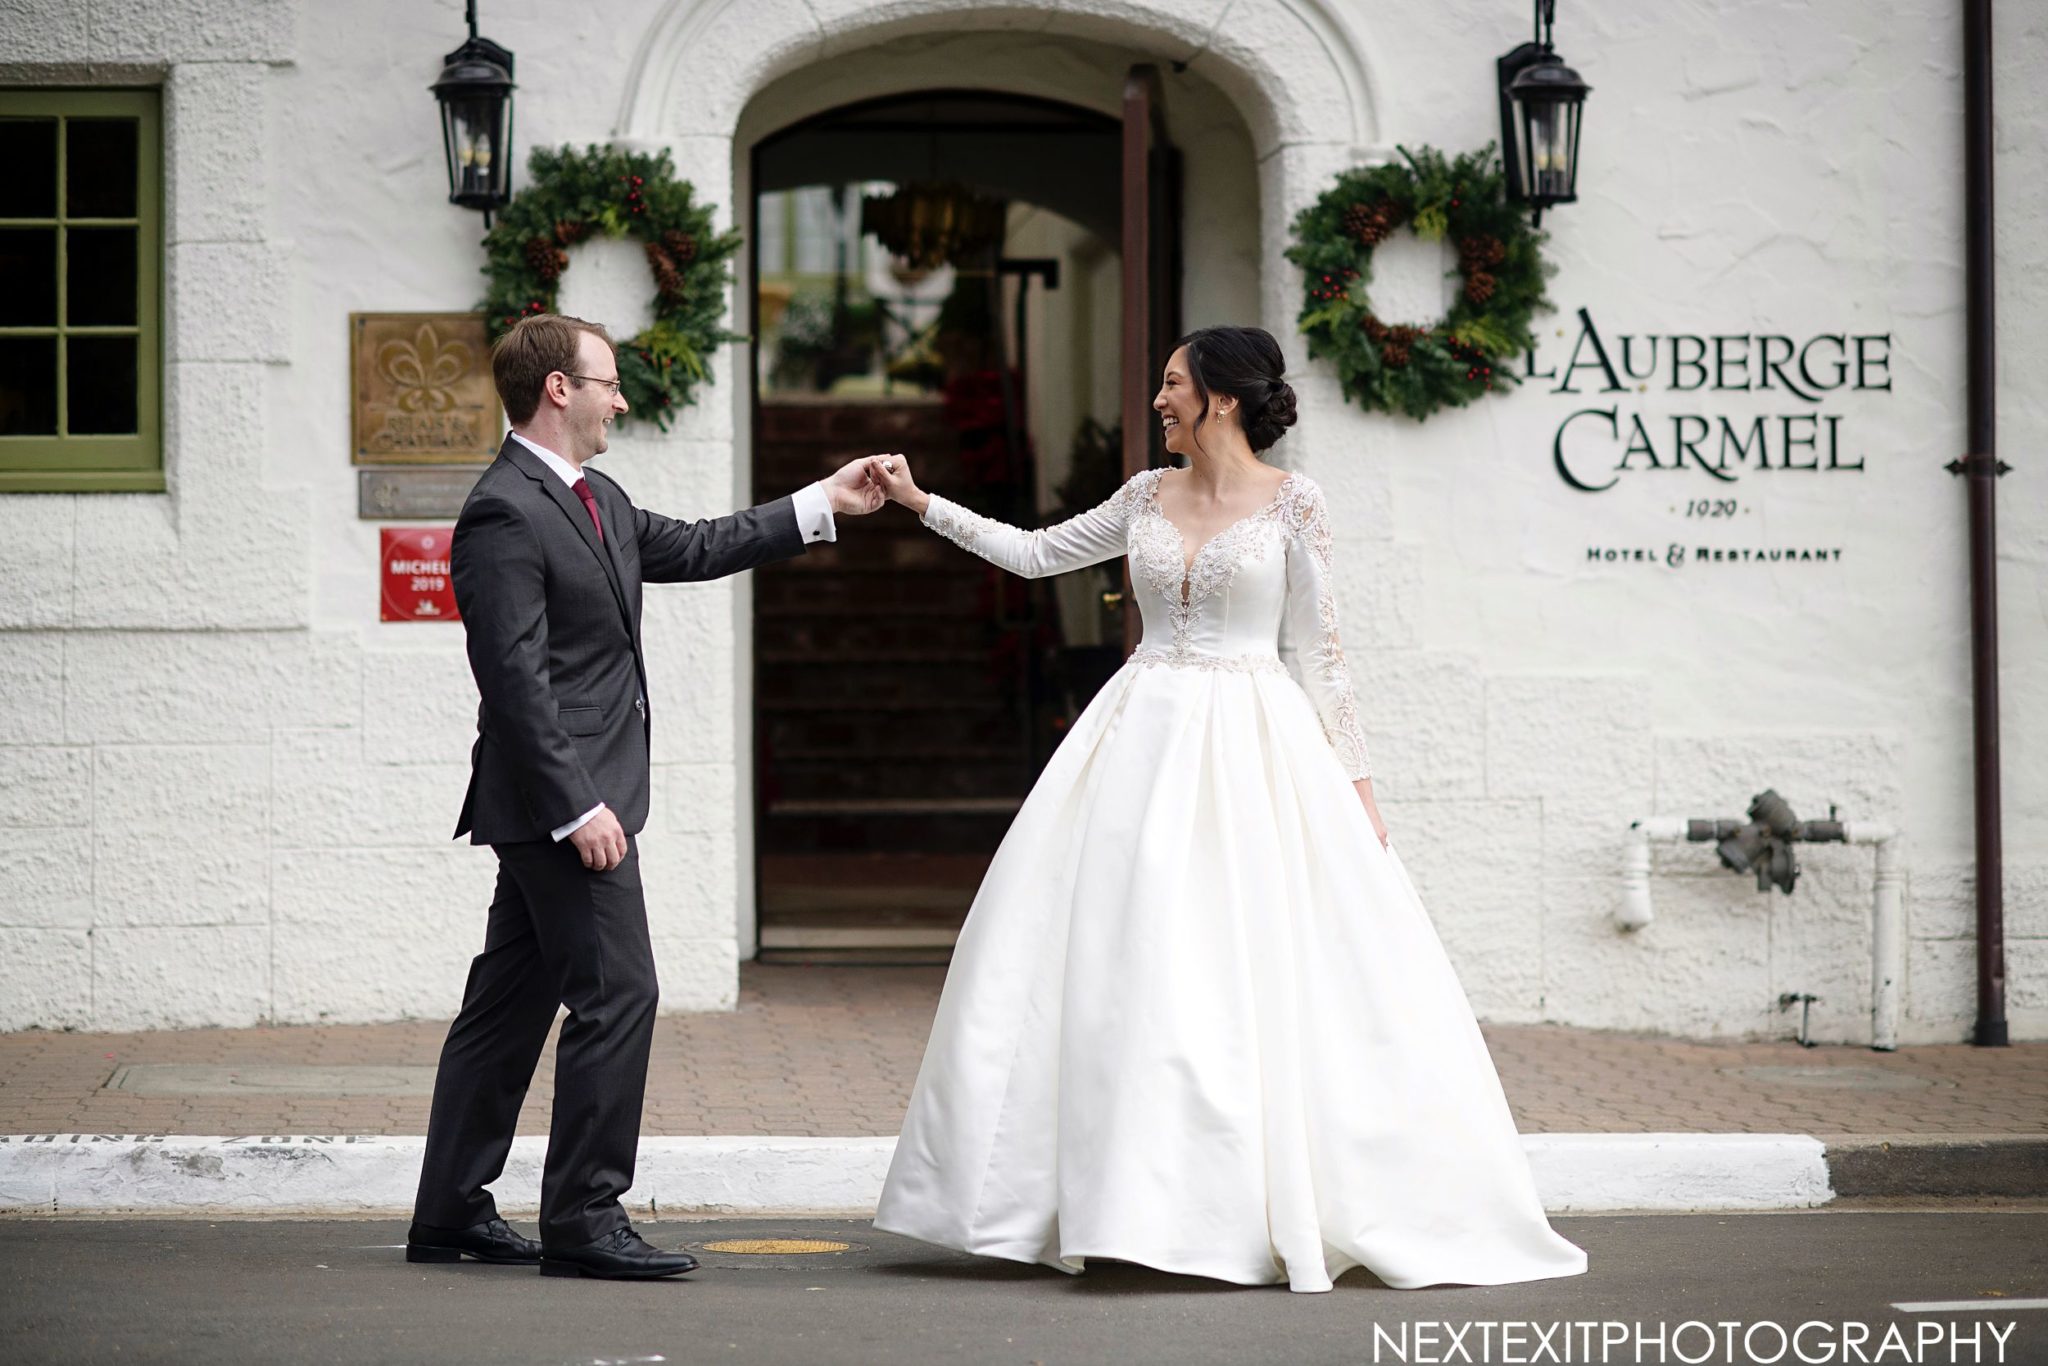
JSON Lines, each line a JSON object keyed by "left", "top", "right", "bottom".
{"left": 1361, "top": 314, "right": 1390, "bottom": 344}
{"left": 553, "top": 219, "right": 591, "bottom": 247}
{"left": 524, "top": 237, "right": 567, "bottom": 283}
{"left": 645, "top": 241, "right": 685, "bottom": 300}
{"left": 1458, "top": 234, "right": 1506, "bottom": 269}
{"left": 662, "top": 229, "right": 698, "bottom": 265}
{"left": 1343, "top": 199, "right": 1402, "bottom": 247}
{"left": 1382, "top": 323, "right": 1428, "bottom": 366}
{"left": 1464, "top": 271, "right": 1497, "bottom": 305}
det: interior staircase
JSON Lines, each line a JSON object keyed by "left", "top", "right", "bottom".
{"left": 752, "top": 398, "right": 1039, "bottom": 962}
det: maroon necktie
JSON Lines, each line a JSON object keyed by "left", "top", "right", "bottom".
{"left": 571, "top": 477, "right": 604, "bottom": 544}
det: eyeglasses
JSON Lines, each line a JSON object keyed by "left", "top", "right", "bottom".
{"left": 563, "top": 373, "right": 622, "bottom": 397}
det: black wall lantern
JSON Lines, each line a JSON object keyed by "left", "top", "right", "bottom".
{"left": 431, "top": 1, "right": 516, "bottom": 224}
{"left": 1497, "top": 0, "right": 1589, "bottom": 225}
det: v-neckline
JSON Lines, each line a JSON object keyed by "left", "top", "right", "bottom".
{"left": 1147, "top": 469, "right": 1298, "bottom": 577}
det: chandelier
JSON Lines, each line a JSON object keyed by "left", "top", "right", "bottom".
{"left": 860, "top": 182, "right": 1007, "bottom": 270}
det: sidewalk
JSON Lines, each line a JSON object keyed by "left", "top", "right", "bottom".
{"left": 2, "top": 964, "right": 2042, "bottom": 1214}
{"left": 5, "top": 964, "right": 2044, "bottom": 1139}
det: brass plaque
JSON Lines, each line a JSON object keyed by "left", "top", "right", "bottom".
{"left": 358, "top": 467, "right": 485, "bottom": 520}
{"left": 351, "top": 312, "right": 502, "bottom": 463}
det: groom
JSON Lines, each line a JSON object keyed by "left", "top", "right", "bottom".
{"left": 407, "top": 314, "right": 884, "bottom": 1279}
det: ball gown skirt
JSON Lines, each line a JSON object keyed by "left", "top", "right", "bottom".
{"left": 871, "top": 470, "right": 1589, "bottom": 1293}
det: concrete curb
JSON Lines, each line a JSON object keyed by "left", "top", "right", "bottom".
{"left": 1821, "top": 1135, "right": 2048, "bottom": 1198}
{"left": 0, "top": 1136, "right": 898, "bottom": 1217}
{"left": 0, "top": 1133, "right": 1858, "bottom": 1217}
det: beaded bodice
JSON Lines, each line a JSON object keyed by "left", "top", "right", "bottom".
{"left": 921, "top": 467, "right": 1372, "bottom": 780}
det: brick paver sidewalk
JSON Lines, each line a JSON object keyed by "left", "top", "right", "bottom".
{"left": 3, "top": 965, "right": 2043, "bottom": 1138}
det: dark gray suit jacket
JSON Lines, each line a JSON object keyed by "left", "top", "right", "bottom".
{"left": 452, "top": 436, "right": 806, "bottom": 845}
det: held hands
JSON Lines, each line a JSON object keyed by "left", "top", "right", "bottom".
{"left": 864, "top": 454, "right": 929, "bottom": 516}
{"left": 823, "top": 455, "right": 888, "bottom": 517}
{"left": 569, "top": 806, "right": 628, "bottom": 872}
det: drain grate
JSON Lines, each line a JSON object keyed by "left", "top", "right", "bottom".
{"left": 105, "top": 1064, "right": 437, "bottom": 1096}
{"left": 697, "top": 1239, "right": 856, "bottom": 1255}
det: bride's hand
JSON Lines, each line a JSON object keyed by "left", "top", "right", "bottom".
{"left": 867, "top": 454, "right": 928, "bottom": 514}
{"left": 1355, "top": 779, "right": 1389, "bottom": 849}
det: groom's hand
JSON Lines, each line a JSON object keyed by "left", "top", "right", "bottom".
{"left": 823, "top": 455, "right": 887, "bottom": 516}
{"left": 569, "top": 807, "right": 628, "bottom": 872}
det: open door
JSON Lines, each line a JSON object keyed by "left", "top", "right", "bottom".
{"left": 1120, "top": 64, "right": 1183, "bottom": 654}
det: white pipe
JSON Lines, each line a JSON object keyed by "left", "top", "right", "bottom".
{"left": 1619, "top": 818, "right": 1906, "bottom": 1049}
{"left": 1845, "top": 823, "right": 1904, "bottom": 1050}
{"left": 1620, "top": 817, "right": 1687, "bottom": 930}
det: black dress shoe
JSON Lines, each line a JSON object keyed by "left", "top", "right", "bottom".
{"left": 405, "top": 1217, "right": 542, "bottom": 1265}
{"left": 538, "top": 1226, "right": 699, "bottom": 1280}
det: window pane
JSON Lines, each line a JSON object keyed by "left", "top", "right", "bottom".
{"left": 68, "top": 336, "right": 138, "bottom": 435}
{"left": 67, "top": 226, "right": 139, "bottom": 326}
{"left": 0, "top": 228, "right": 57, "bottom": 324}
{"left": 0, "top": 337, "right": 59, "bottom": 435}
{"left": 66, "top": 119, "right": 139, "bottom": 219}
{"left": 0, "top": 119, "right": 57, "bottom": 218}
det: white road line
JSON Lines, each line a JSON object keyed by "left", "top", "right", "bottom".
{"left": 1892, "top": 1299, "right": 2048, "bottom": 1313}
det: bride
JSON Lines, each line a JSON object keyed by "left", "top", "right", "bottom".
{"left": 863, "top": 325, "right": 1587, "bottom": 1293}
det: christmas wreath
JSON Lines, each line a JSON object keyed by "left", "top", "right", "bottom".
{"left": 481, "top": 143, "right": 743, "bottom": 429}
{"left": 1284, "top": 145, "right": 1552, "bottom": 421}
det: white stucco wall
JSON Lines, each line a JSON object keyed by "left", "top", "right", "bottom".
{"left": 0, "top": 0, "right": 2040, "bottom": 1042}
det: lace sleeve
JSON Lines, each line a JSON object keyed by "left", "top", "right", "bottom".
{"left": 1279, "top": 475, "right": 1373, "bottom": 781}
{"left": 920, "top": 472, "right": 1149, "bottom": 580}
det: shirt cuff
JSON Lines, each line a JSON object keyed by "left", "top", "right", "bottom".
{"left": 791, "top": 481, "right": 837, "bottom": 544}
{"left": 551, "top": 802, "right": 605, "bottom": 842}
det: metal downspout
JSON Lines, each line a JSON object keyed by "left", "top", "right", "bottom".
{"left": 1950, "top": 0, "right": 2008, "bottom": 1046}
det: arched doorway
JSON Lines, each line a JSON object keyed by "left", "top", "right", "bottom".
{"left": 748, "top": 90, "right": 1132, "bottom": 960}
{"left": 611, "top": 0, "right": 1383, "bottom": 968}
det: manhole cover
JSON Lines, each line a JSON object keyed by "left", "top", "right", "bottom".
{"left": 105, "top": 1064, "right": 437, "bottom": 1096}
{"left": 1719, "top": 1065, "right": 1940, "bottom": 1092}
{"left": 697, "top": 1239, "right": 857, "bottom": 1255}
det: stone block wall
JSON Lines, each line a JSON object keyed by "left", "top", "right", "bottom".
{"left": 0, "top": 0, "right": 2040, "bottom": 1042}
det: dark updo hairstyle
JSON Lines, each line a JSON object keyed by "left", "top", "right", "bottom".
{"left": 1172, "top": 325, "right": 1299, "bottom": 453}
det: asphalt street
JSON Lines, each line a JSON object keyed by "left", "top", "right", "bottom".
{"left": 3, "top": 1206, "right": 2044, "bottom": 1366}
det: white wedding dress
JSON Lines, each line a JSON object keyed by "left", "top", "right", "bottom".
{"left": 871, "top": 466, "right": 1588, "bottom": 1293}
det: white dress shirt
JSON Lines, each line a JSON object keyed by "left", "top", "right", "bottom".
{"left": 504, "top": 430, "right": 837, "bottom": 840}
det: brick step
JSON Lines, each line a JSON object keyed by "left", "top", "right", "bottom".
{"left": 767, "top": 538, "right": 981, "bottom": 566}
{"left": 763, "top": 705, "right": 1024, "bottom": 753}
{"left": 771, "top": 796, "right": 1023, "bottom": 816}
{"left": 756, "top": 601, "right": 994, "bottom": 622}
{"left": 758, "top": 660, "right": 1011, "bottom": 704}
{"left": 753, "top": 944, "right": 956, "bottom": 965}
{"left": 759, "top": 648, "right": 990, "bottom": 666}
{"left": 760, "top": 528, "right": 996, "bottom": 572}
{"left": 768, "top": 758, "right": 1029, "bottom": 803}
{"left": 755, "top": 616, "right": 1000, "bottom": 654}
{"left": 755, "top": 570, "right": 988, "bottom": 614}
{"left": 760, "top": 804, "right": 1021, "bottom": 856}
{"left": 758, "top": 697, "right": 1014, "bottom": 714}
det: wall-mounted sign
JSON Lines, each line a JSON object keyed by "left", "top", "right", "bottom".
{"left": 359, "top": 468, "right": 485, "bottom": 520}
{"left": 1533, "top": 308, "right": 1889, "bottom": 494}
{"left": 380, "top": 527, "right": 460, "bottom": 623}
{"left": 351, "top": 313, "right": 501, "bottom": 463}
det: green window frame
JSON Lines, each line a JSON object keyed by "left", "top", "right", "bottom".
{"left": 0, "top": 89, "right": 163, "bottom": 493}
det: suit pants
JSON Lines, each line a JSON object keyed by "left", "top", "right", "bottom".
{"left": 413, "top": 833, "right": 657, "bottom": 1247}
